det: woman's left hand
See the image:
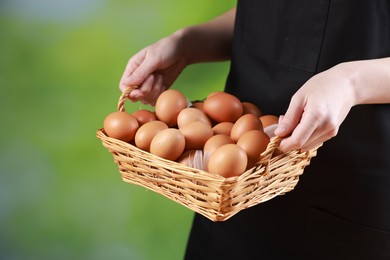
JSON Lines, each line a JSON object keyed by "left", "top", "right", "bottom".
{"left": 274, "top": 63, "right": 357, "bottom": 152}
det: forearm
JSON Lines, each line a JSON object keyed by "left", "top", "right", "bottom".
{"left": 343, "top": 57, "right": 390, "bottom": 105}
{"left": 175, "top": 8, "right": 236, "bottom": 65}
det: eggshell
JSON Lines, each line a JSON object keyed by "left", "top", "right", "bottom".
{"left": 155, "top": 89, "right": 187, "bottom": 127}
{"left": 177, "top": 107, "right": 211, "bottom": 128}
{"left": 242, "top": 102, "right": 263, "bottom": 117}
{"left": 204, "top": 134, "right": 235, "bottom": 156}
{"left": 103, "top": 111, "right": 139, "bottom": 142}
{"left": 203, "top": 92, "right": 243, "bottom": 123}
{"left": 230, "top": 114, "right": 263, "bottom": 141}
{"left": 132, "top": 109, "right": 157, "bottom": 125}
{"left": 190, "top": 101, "right": 205, "bottom": 112}
{"left": 208, "top": 144, "right": 248, "bottom": 178}
{"left": 237, "top": 130, "right": 270, "bottom": 169}
{"left": 260, "top": 115, "right": 279, "bottom": 128}
{"left": 150, "top": 128, "right": 185, "bottom": 161}
{"left": 212, "top": 122, "right": 234, "bottom": 136}
{"left": 206, "top": 91, "right": 224, "bottom": 99}
{"left": 179, "top": 121, "right": 214, "bottom": 150}
{"left": 134, "top": 120, "right": 168, "bottom": 151}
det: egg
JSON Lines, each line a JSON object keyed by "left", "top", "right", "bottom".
{"left": 132, "top": 109, "right": 157, "bottom": 125}
{"left": 177, "top": 107, "right": 211, "bottom": 128}
{"left": 203, "top": 92, "right": 243, "bottom": 123}
{"left": 242, "top": 102, "right": 263, "bottom": 117}
{"left": 260, "top": 115, "right": 279, "bottom": 128}
{"left": 206, "top": 91, "right": 224, "bottom": 99}
{"left": 204, "top": 134, "right": 234, "bottom": 156}
{"left": 155, "top": 89, "right": 187, "bottom": 127}
{"left": 237, "top": 130, "right": 270, "bottom": 169}
{"left": 134, "top": 120, "right": 168, "bottom": 151}
{"left": 150, "top": 128, "right": 185, "bottom": 161}
{"left": 103, "top": 111, "right": 139, "bottom": 142}
{"left": 190, "top": 101, "right": 205, "bottom": 112}
{"left": 230, "top": 114, "right": 263, "bottom": 141}
{"left": 179, "top": 121, "right": 214, "bottom": 150}
{"left": 212, "top": 122, "right": 234, "bottom": 136}
{"left": 208, "top": 144, "right": 248, "bottom": 178}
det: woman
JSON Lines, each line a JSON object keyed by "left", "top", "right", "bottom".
{"left": 120, "top": 1, "right": 390, "bottom": 259}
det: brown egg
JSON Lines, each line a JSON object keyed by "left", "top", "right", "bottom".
{"left": 203, "top": 92, "right": 243, "bottom": 123}
{"left": 132, "top": 109, "right": 157, "bottom": 125}
{"left": 155, "top": 89, "right": 188, "bottom": 127}
{"left": 179, "top": 121, "right": 214, "bottom": 150}
{"left": 103, "top": 111, "right": 139, "bottom": 142}
{"left": 230, "top": 114, "right": 263, "bottom": 142}
{"left": 208, "top": 144, "right": 248, "bottom": 178}
{"left": 206, "top": 91, "right": 224, "bottom": 99}
{"left": 237, "top": 130, "right": 270, "bottom": 169}
{"left": 212, "top": 122, "right": 234, "bottom": 136}
{"left": 190, "top": 101, "right": 204, "bottom": 112}
{"left": 204, "top": 134, "right": 234, "bottom": 156}
{"left": 242, "top": 102, "right": 263, "bottom": 117}
{"left": 177, "top": 107, "right": 211, "bottom": 128}
{"left": 260, "top": 115, "right": 279, "bottom": 128}
{"left": 134, "top": 120, "right": 168, "bottom": 152}
{"left": 150, "top": 128, "right": 185, "bottom": 161}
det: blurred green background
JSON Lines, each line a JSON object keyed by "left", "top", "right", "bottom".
{"left": 0, "top": 0, "right": 235, "bottom": 259}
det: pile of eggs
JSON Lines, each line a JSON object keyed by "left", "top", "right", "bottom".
{"left": 103, "top": 89, "right": 279, "bottom": 178}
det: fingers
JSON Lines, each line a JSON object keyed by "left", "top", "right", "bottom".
{"left": 125, "top": 56, "right": 159, "bottom": 87}
{"left": 119, "top": 50, "right": 147, "bottom": 92}
{"left": 128, "top": 74, "right": 155, "bottom": 102}
{"left": 274, "top": 95, "right": 304, "bottom": 137}
{"left": 119, "top": 48, "right": 166, "bottom": 105}
{"left": 278, "top": 111, "right": 319, "bottom": 151}
{"left": 129, "top": 74, "right": 166, "bottom": 105}
{"left": 147, "top": 74, "right": 165, "bottom": 105}
{"left": 299, "top": 130, "right": 335, "bottom": 151}
{"left": 120, "top": 48, "right": 160, "bottom": 92}
{"left": 277, "top": 110, "right": 339, "bottom": 152}
{"left": 139, "top": 74, "right": 165, "bottom": 105}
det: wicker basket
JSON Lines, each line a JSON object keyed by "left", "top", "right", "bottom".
{"left": 96, "top": 90, "right": 321, "bottom": 222}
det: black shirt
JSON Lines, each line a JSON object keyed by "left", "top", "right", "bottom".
{"left": 185, "top": 1, "right": 390, "bottom": 259}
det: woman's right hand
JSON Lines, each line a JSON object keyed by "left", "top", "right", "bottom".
{"left": 119, "top": 8, "right": 236, "bottom": 105}
{"left": 119, "top": 30, "right": 189, "bottom": 105}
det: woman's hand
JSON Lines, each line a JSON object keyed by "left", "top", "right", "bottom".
{"left": 275, "top": 57, "right": 390, "bottom": 152}
{"left": 119, "top": 31, "right": 189, "bottom": 105}
{"left": 119, "top": 8, "right": 236, "bottom": 105}
{"left": 274, "top": 63, "right": 357, "bottom": 152}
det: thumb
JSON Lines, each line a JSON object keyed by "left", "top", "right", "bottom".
{"left": 274, "top": 98, "right": 304, "bottom": 137}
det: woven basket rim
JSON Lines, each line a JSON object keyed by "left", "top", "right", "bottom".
{"left": 96, "top": 88, "right": 322, "bottom": 221}
{"left": 98, "top": 128, "right": 286, "bottom": 176}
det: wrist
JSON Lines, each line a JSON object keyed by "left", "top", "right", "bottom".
{"left": 334, "top": 61, "right": 362, "bottom": 107}
{"left": 172, "top": 27, "right": 195, "bottom": 66}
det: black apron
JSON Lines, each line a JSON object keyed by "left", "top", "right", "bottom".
{"left": 185, "top": 1, "right": 390, "bottom": 259}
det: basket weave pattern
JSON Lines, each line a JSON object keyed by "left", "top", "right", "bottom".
{"left": 97, "top": 125, "right": 319, "bottom": 221}
{"left": 97, "top": 88, "right": 320, "bottom": 221}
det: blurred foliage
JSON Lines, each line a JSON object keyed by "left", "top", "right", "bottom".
{"left": 0, "top": 0, "right": 235, "bottom": 259}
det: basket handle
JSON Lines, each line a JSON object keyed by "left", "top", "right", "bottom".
{"left": 117, "top": 86, "right": 139, "bottom": 112}
{"left": 258, "top": 135, "right": 283, "bottom": 175}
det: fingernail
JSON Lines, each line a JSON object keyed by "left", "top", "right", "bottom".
{"left": 274, "top": 124, "right": 287, "bottom": 136}
{"left": 278, "top": 115, "right": 284, "bottom": 124}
